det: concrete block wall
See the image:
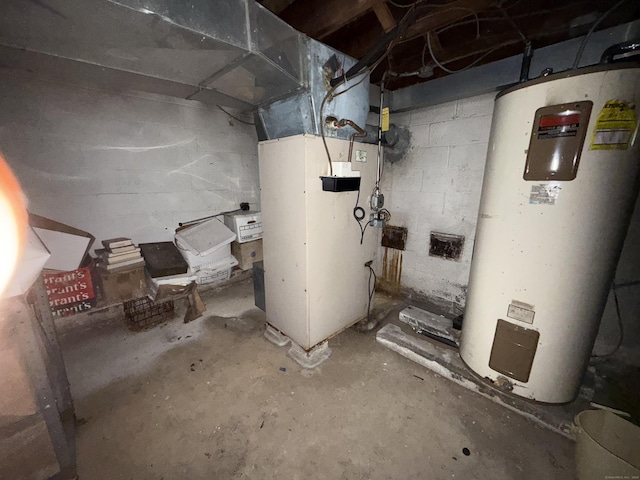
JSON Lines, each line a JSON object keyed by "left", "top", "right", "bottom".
{"left": 388, "top": 92, "right": 640, "bottom": 356}
{"left": 384, "top": 93, "right": 494, "bottom": 312}
{"left": 0, "top": 71, "right": 259, "bottom": 247}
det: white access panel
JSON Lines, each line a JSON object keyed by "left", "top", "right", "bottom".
{"left": 258, "top": 134, "right": 378, "bottom": 350}
{"left": 460, "top": 65, "right": 640, "bottom": 403}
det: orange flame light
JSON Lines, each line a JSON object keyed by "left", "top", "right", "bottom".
{"left": 0, "top": 154, "right": 27, "bottom": 296}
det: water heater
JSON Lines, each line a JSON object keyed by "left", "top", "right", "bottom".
{"left": 460, "top": 63, "right": 640, "bottom": 403}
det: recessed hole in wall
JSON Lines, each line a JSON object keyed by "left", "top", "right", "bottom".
{"left": 382, "top": 225, "right": 408, "bottom": 251}
{"left": 429, "top": 232, "right": 464, "bottom": 261}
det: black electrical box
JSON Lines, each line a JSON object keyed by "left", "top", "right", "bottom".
{"left": 320, "top": 176, "right": 361, "bottom": 192}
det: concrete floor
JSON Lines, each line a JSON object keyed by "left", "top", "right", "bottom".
{"left": 56, "top": 279, "right": 575, "bottom": 480}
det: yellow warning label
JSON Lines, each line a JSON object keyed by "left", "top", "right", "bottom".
{"left": 381, "top": 107, "right": 390, "bottom": 132}
{"left": 590, "top": 100, "right": 637, "bottom": 150}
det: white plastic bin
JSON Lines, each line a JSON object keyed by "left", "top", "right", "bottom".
{"left": 178, "top": 243, "right": 233, "bottom": 271}
{"left": 175, "top": 219, "right": 236, "bottom": 271}
{"left": 575, "top": 409, "right": 640, "bottom": 480}
{"left": 195, "top": 256, "right": 238, "bottom": 285}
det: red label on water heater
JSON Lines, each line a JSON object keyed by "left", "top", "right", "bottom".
{"left": 537, "top": 112, "right": 581, "bottom": 139}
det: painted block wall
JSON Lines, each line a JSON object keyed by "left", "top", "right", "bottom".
{"left": 388, "top": 93, "right": 640, "bottom": 355}
{"left": 0, "top": 71, "right": 259, "bottom": 248}
{"left": 385, "top": 93, "right": 494, "bottom": 312}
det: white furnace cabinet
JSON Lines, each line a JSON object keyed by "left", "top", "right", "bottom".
{"left": 258, "top": 134, "right": 378, "bottom": 350}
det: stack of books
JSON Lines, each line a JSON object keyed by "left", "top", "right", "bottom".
{"left": 96, "top": 237, "right": 145, "bottom": 271}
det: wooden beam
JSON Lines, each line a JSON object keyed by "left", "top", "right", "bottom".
{"left": 329, "top": 0, "right": 495, "bottom": 59}
{"left": 401, "top": 0, "right": 494, "bottom": 43}
{"left": 279, "top": 0, "right": 380, "bottom": 39}
{"left": 427, "top": 32, "right": 444, "bottom": 56}
{"left": 430, "top": 33, "right": 519, "bottom": 66}
{"left": 326, "top": 12, "right": 386, "bottom": 59}
{"left": 387, "top": 32, "right": 518, "bottom": 73}
{"left": 392, "top": 4, "right": 608, "bottom": 74}
{"left": 372, "top": 1, "right": 397, "bottom": 33}
{"left": 258, "top": 0, "right": 297, "bottom": 15}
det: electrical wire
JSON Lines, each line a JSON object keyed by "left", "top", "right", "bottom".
{"left": 319, "top": 91, "right": 334, "bottom": 176}
{"left": 353, "top": 184, "right": 372, "bottom": 245}
{"left": 425, "top": 31, "right": 500, "bottom": 73}
{"left": 354, "top": 185, "right": 364, "bottom": 220}
{"left": 572, "top": 0, "right": 629, "bottom": 69}
{"left": 388, "top": 0, "right": 420, "bottom": 8}
{"left": 354, "top": 187, "right": 366, "bottom": 222}
{"left": 434, "top": 3, "right": 577, "bottom": 36}
{"left": 319, "top": 4, "right": 416, "bottom": 181}
{"left": 179, "top": 207, "right": 245, "bottom": 227}
{"left": 504, "top": 0, "right": 524, "bottom": 10}
{"left": 319, "top": 68, "right": 372, "bottom": 176}
{"left": 319, "top": 36, "right": 398, "bottom": 177}
{"left": 497, "top": 2, "right": 527, "bottom": 44}
{"left": 361, "top": 220, "right": 372, "bottom": 244}
{"left": 435, "top": 16, "right": 505, "bottom": 35}
{"left": 417, "top": 6, "right": 493, "bottom": 73}
{"left": 334, "top": 72, "right": 373, "bottom": 97}
{"left": 433, "top": 7, "right": 481, "bottom": 38}
{"left": 366, "top": 264, "right": 377, "bottom": 321}
{"left": 591, "top": 283, "right": 626, "bottom": 359}
{"left": 330, "top": 3, "right": 417, "bottom": 90}
{"left": 216, "top": 105, "right": 254, "bottom": 125}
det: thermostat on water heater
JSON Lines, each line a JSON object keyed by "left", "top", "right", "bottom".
{"left": 523, "top": 101, "right": 593, "bottom": 181}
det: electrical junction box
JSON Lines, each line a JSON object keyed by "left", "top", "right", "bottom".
{"left": 320, "top": 176, "right": 361, "bottom": 192}
{"left": 224, "top": 211, "right": 263, "bottom": 243}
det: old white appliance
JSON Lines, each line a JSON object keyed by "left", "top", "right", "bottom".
{"left": 460, "top": 63, "right": 640, "bottom": 403}
{"left": 258, "top": 134, "right": 378, "bottom": 351}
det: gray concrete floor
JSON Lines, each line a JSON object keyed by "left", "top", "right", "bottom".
{"left": 56, "top": 279, "right": 575, "bottom": 479}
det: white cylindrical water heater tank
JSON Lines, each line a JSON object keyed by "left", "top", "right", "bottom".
{"left": 460, "top": 63, "right": 640, "bottom": 404}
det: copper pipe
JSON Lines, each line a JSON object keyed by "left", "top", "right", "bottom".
{"left": 338, "top": 119, "right": 367, "bottom": 163}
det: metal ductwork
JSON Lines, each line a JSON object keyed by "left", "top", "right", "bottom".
{"left": 254, "top": 41, "right": 369, "bottom": 141}
{"left": 0, "top": 0, "right": 369, "bottom": 140}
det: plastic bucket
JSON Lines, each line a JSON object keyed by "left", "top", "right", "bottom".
{"left": 575, "top": 409, "right": 640, "bottom": 480}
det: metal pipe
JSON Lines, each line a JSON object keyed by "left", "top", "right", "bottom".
{"left": 519, "top": 41, "right": 533, "bottom": 83}
{"left": 330, "top": 28, "right": 398, "bottom": 88}
{"left": 338, "top": 119, "right": 367, "bottom": 163}
{"left": 572, "top": 0, "right": 628, "bottom": 69}
{"left": 600, "top": 39, "right": 640, "bottom": 64}
{"left": 376, "top": 79, "right": 385, "bottom": 189}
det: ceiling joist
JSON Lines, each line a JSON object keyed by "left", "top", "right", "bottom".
{"left": 280, "top": 0, "right": 384, "bottom": 40}
{"left": 261, "top": 0, "right": 640, "bottom": 89}
{"left": 401, "top": 0, "right": 494, "bottom": 43}
{"left": 372, "top": 1, "right": 397, "bottom": 32}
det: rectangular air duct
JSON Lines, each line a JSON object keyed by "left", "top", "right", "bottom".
{"left": 0, "top": 0, "right": 368, "bottom": 139}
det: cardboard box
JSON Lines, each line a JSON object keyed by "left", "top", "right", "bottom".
{"left": 2, "top": 227, "right": 51, "bottom": 299}
{"left": 97, "top": 265, "right": 148, "bottom": 306}
{"left": 43, "top": 262, "right": 96, "bottom": 317}
{"left": 224, "top": 211, "right": 262, "bottom": 243}
{"left": 30, "top": 213, "right": 95, "bottom": 271}
{"left": 231, "top": 239, "right": 263, "bottom": 270}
